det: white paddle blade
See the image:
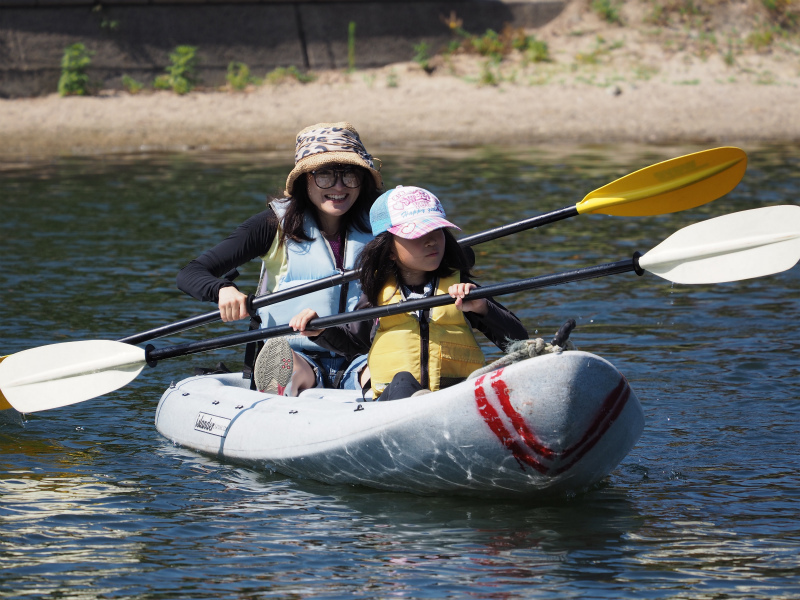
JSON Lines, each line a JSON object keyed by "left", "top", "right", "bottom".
{"left": 639, "top": 205, "right": 800, "bottom": 284}
{"left": 0, "top": 340, "right": 147, "bottom": 413}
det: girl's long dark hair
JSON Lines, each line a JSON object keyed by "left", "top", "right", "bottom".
{"left": 357, "top": 229, "right": 473, "bottom": 306}
{"left": 276, "top": 167, "right": 379, "bottom": 245}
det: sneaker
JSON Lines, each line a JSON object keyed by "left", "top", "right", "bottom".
{"left": 254, "top": 337, "right": 294, "bottom": 395}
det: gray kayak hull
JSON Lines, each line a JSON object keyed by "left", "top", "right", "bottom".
{"left": 155, "top": 351, "right": 644, "bottom": 498}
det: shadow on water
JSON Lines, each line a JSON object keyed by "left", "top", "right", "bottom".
{"left": 2, "top": 143, "right": 800, "bottom": 598}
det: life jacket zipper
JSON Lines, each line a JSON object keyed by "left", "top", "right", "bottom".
{"left": 338, "top": 230, "right": 349, "bottom": 313}
{"left": 419, "top": 309, "right": 430, "bottom": 389}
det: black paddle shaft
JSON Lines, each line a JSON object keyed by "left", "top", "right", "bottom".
{"left": 120, "top": 206, "right": 580, "bottom": 346}
{"left": 119, "top": 271, "right": 357, "bottom": 345}
{"left": 145, "top": 252, "right": 641, "bottom": 366}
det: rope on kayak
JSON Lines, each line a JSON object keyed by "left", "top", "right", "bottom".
{"left": 467, "top": 337, "right": 576, "bottom": 380}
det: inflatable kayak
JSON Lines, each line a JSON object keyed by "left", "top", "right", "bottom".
{"left": 155, "top": 350, "right": 644, "bottom": 498}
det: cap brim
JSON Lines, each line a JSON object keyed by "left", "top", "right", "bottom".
{"left": 388, "top": 218, "right": 461, "bottom": 240}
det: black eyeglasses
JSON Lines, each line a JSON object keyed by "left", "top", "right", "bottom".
{"left": 310, "top": 168, "right": 364, "bottom": 189}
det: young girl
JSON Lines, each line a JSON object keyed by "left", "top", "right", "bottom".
{"left": 287, "top": 185, "right": 529, "bottom": 400}
{"left": 177, "top": 122, "right": 382, "bottom": 395}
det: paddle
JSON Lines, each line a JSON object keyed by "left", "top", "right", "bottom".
{"left": 0, "top": 356, "right": 10, "bottom": 411}
{"left": 118, "top": 146, "right": 747, "bottom": 345}
{"left": 2, "top": 204, "right": 797, "bottom": 414}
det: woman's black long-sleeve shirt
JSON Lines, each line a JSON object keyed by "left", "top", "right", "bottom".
{"left": 177, "top": 209, "right": 278, "bottom": 302}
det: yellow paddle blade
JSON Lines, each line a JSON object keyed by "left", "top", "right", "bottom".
{"left": 0, "top": 355, "right": 12, "bottom": 411}
{"left": 577, "top": 147, "right": 747, "bottom": 217}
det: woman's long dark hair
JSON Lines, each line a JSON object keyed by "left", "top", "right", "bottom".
{"left": 277, "top": 166, "right": 379, "bottom": 245}
{"left": 357, "top": 229, "right": 473, "bottom": 306}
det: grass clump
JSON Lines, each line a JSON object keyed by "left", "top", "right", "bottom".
{"left": 575, "top": 36, "right": 623, "bottom": 65}
{"left": 591, "top": 0, "right": 623, "bottom": 25}
{"left": 122, "top": 74, "right": 144, "bottom": 94}
{"left": 442, "top": 14, "right": 551, "bottom": 64}
{"left": 227, "top": 61, "right": 260, "bottom": 90}
{"left": 58, "top": 43, "right": 93, "bottom": 96}
{"left": 747, "top": 26, "right": 776, "bottom": 51}
{"left": 479, "top": 60, "right": 501, "bottom": 85}
{"left": 470, "top": 29, "right": 507, "bottom": 61}
{"left": 634, "top": 64, "right": 660, "bottom": 80}
{"left": 265, "top": 66, "right": 315, "bottom": 85}
{"left": 762, "top": 0, "right": 799, "bottom": 30}
{"left": 348, "top": 21, "right": 357, "bottom": 72}
{"left": 522, "top": 36, "right": 550, "bottom": 63}
{"left": 413, "top": 41, "right": 434, "bottom": 73}
{"left": 644, "top": 1, "right": 708, "bottom": 27}
{"left": 154, "top": 46, "right": 198, "bottom": 95}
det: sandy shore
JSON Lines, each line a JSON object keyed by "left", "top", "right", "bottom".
{"left": 2, "top": 72, "right": 798, "bottom": 162}
{"left": 2, "top": 0, "right": 799, "bottom": 161}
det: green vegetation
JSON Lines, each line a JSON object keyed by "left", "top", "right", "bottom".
{"left": 592, "top": 0, "right": 623, "bottom": 25}
{"left": 522, "top": 36, "right": 550, "bottom": 63}
{"left": 265, "top": 66, "right": 316, "bottom": 85}
{"left": 58, "top": 43, "right": 93, "bottom": 97}
{"left": 644, "top": 1, "right": 709, "bottom": 27}
{"left": 723, "top": 40, "right": 736, "bottom": 66}
{"left": 633, "top": 64, "right": 659, "bottom": 80}
{"left": 226, "top": 61, "right": 258, "bottom": 90}
{"left": 362, "top": 72, "right": 377, "bottom": 88}
{"left": 640, "top": 0, "right": 798, "bottom": 60}
{"left": 122, "top": 74, "right": 144, "bottom": 94}
{"left": 762, "top": 0, "right": 799, "bottom": 29}
{"left": 443, "top": 17, "right": 551, "bottom": 64}
{"left": 348, "top": 21, "right": 357, "bottom": 72}
{"left": 154, "top": 46, "right": 198, "bottom": 95}
{"left": 413, "top": 41, "right": 434, "bottom": 73}
{"left": 575, "top": 36, "right": 623, "bottom": 65}
{"left": 100, "top": 18, "right": 120, "bottom": 31}
{"left": 748, "top": 27, "right": 775, "bottom": 52}
{"left": 470, "top": 29, "right": 506, "bottom": 61}
{"left": 756, "top": 69, "right": 778, "bottom": 84}
{"left": 479, "top": 60, "right": 500, "bottom": 86}
{"left": 46, "top": 2, "right": 800, "bottom": 96}
{"left": 91, "top": 5, "right": 120, "bottom": 31}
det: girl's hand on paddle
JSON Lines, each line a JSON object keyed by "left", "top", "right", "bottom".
{"left": 290, "top": 309, "right": 324, "bottom": 337}
{"left": 218, "top": 286, "right": 250, "bottom": 322}
{"left": 449, "top": 283, "right": 488, "bottom": 315}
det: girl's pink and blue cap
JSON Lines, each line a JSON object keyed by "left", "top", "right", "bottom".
{"left": 370, "top": 186, "right": 460, "bottom": 240}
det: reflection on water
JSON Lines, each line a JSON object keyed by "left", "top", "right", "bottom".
{"left": 1, "top": 144, "right": 800, "bottom": 598}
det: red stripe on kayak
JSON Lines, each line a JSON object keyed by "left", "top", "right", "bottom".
{"left": 551, "top": 378, "right": 631, "bottom": 475}
{"left": 474, "top": 373, "right": 548, "bottom": 474}
{"left": 490, "top": 372, "right": 556, "bottom": 461}
{"left": 475, "top": 370, "right": 632, "bottom": 476}
{"left": 561, "top": 377, "right": 629, "bottom": 459}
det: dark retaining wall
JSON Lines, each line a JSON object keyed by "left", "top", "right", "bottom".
{"left": 0, "top": 0, "right": 566, "bottom": 97}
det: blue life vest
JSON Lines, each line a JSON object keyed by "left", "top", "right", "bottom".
{"left": 256, "top": 200, "right": 372, "bottom": 354}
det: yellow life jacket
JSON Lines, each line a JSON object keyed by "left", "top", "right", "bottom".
{"left": 368, "top": 273, "right": 486, "bottom": 398}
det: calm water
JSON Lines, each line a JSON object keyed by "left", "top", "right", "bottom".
{"left": 1, "top": 144, "right": 799, "bottom": 599}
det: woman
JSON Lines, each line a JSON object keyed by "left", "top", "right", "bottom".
{"left": 177, "top": 122, "right": 382, "bottom": 395}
